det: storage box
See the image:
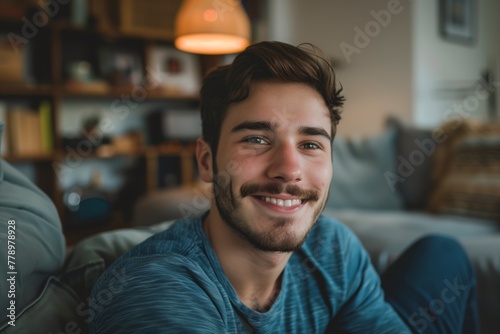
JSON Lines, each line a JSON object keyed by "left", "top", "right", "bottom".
{"left": 0, "top": 37, "right": 24, "bottom": 83}
{"left": 106, "top": 0, "right": 183, "bottom": 39}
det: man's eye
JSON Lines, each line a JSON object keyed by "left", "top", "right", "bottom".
{"left": 301, "top": 142, "right": 321, "bottom": 150}
{"left": 243, "top": 136, "right": 268, "bottom": 145}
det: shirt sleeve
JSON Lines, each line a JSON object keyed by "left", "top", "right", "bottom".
{"left": 328, "top": 227, "right": 412, "bottom": 334}
{"left": 89, "top": 255, "right": 228, "bottom": 333}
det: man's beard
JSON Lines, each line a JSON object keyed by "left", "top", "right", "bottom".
{"left": 212, "top": 166, "right": 327, "bottom": 253}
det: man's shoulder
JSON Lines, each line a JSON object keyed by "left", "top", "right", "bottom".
{"left": 308, "top": 214, "right": 354, "bottom": 241}
{"left": 88, "top": 217, "right": 227, "bottom": 333}
{"left": 300, "top": 213, "right": 364, "bottom": 260}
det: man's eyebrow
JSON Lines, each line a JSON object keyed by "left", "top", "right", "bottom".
{"left": 299, "top": 126, "right": 332, "bottom": 141}
{"left": 231, "top": 121, "right": 277, "bottom": 133}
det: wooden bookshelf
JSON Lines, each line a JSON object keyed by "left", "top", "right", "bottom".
{"left": 0, "top": 12, "right": 203, "bottom": 244}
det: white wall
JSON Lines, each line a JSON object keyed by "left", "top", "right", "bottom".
{"left": 265, "top": 0, "right": 413, "bottom": 137}
{"left": 412, "top": 0, "right": 496, "bottom": 127}
{"left": 263, "top": 0, "right": 500, "bottom": 134}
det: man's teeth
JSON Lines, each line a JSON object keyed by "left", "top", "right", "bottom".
{"left": 263, "top": 197, "right": 302, "bottom": 207}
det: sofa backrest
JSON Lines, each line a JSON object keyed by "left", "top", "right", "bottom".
{"left": 325, "top": 117, "right": 439, "bottom": 212}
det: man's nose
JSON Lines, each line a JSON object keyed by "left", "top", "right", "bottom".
{"left": 267, "top": 142, "right": 302, "bottom": 182}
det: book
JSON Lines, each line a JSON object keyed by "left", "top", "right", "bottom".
{"left": 7, "top": 107, "right": 43, "bottom": 156}
{"left": 39, "top": 100, "right": 53, "bottom": 153}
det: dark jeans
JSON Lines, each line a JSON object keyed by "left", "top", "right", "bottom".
{"left": 381, "top": 235, "right": 480, "bottom": 334}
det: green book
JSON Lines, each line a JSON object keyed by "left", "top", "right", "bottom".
{"left": 39, "top": 100, "right": 53, "bottom": 153}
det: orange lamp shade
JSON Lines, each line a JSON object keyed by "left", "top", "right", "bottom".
{"left": 175, "top": 0, "right": 251, "bottom": 55}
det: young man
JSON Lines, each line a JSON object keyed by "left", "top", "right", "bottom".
{"left": 90, "top": 41, "right": 478, "bottom": 333}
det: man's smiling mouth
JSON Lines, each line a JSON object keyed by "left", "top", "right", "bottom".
{"left": 254, "top": 196, "right": 304, "bottom": 207}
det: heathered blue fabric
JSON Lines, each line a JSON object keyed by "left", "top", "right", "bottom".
{"left": 89, "top": 214, "right": 411, "bottom": 333}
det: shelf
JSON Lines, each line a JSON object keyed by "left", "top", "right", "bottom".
{"left": 0, "top": 83, "right": 199, "bottom": 101}
{"left": 0, "top": 84, "right": 54, "bottom": 97}
{"left": 2, "top": 142, "right": 195, "bottom": 163}
{"left": 3, "top": 152, "right": 56, "bottom": 162}
{"left": 60, "top": 84, "right": 200, "bottom": 101}
{"left": 0, "top": 87, "right": 198, "bottom": 101}
{"left": 156, "top": 142, "right": 196, "bottom": 154}
{"left": 145, "top": 90, "right": 200, "bottom": 101}
{"left": 86, "top": 143, "right": 195, "bottom": 158}
{"left": 52, "top": 20, "right": 178, "bottom": 43}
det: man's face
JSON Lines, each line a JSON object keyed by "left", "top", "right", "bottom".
{"left": 209, "top": 81, "right": 333, "bottom": 252}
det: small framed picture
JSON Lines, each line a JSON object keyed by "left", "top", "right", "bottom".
{"left": 148, "top": 46, "right": 201, "bottom": 96}
{"left": 439, "top": 0, "right": 476, "bottom": 44}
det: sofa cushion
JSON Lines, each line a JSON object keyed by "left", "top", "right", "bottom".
{"left": 0, "top": 276, "right": 87, "bottom": 333}
{"left": 0, "top": 125, "right": 66, "bottom": 328}
{"left": 390, "top": 118, "right": 434, "bottom": 210}
{"left": 326, "top": 125, "right": 404, "bottom": 210}
{"left": 428, "top": 121, "right": 500, "bottom": 221}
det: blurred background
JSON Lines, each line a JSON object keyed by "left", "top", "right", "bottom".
{"left": 0, "top": 0, "right": 498, "bottom": 244}
{"left": 262, "top": 0, "right": 500, "bottom": 136}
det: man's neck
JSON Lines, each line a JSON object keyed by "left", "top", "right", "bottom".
{"left": 203, "top": 211, "right": 292, "bottom": 312}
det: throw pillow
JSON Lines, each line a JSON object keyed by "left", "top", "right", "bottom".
{"left": 389, "top": 118, "right": 434, "bottom": 210}
{"left": 326, "top": 124, "right": 404, "bottom": 210}
{"left": 428, "top": 120, "right": 500, "bottom": 221}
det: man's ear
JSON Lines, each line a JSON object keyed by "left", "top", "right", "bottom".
{"left": 196, "top": 137, "right": 214, "bottom": 182}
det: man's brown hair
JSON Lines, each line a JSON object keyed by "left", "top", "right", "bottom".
{"left": 200, "top": 41, "right": 345, "bottom": 156}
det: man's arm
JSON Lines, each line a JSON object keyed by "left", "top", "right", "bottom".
{"left": 89, "top": 255, "right": 227, "bottom": 333}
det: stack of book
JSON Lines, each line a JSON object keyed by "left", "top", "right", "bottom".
{"left": 3, "top": 101, "right": 53, "bottom": 156}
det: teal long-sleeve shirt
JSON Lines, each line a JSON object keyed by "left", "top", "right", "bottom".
{"left": 89, "top": 214, "right": 411, "bottom": 333}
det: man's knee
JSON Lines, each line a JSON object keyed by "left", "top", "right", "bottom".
{"left": 412, "top": 235, "right": 463, "bottom": 254}
{"left": 411, "top": 235, "right": 472, "bottom": 274}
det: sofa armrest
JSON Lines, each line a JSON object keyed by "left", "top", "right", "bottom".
{"left": 61, "top": 220, "right": 176, "bottom": 299}
{"left": 132, "top": 182, "right": 211, "bottom": 226}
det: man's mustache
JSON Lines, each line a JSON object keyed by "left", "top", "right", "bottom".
{"left": 240, "top": 183, "right": 319, "bottom": 201}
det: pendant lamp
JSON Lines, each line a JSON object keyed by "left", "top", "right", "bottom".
{"left": 175, "top": 0, "right": 251, "bottom": 55}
